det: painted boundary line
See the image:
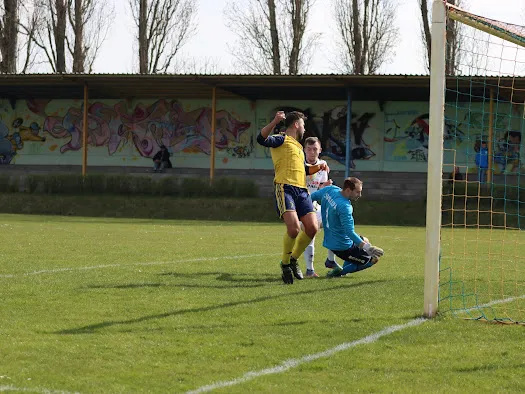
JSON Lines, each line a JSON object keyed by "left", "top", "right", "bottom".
{"left": 185, "top": 318, "right": 428, "bottom": 394}
{"left": 0, "top": 385, "right": 77, "bottom": 393}
{"left": 0, "top": 254, "right": 275, "bottom": 278}
{"left": 2, "top": 295, "right": 523, "bottom": 393}
{"left": 186, "top": 293, "right": 525, "bottom": 393}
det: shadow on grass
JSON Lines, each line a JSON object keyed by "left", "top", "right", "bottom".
{"left": 161, "top": 271, "right": 278, "bottom": 283}
{"left": 53, "top": 280, "right": 385, "bottom": 335}
{"left": 455, "top": 363, "right": 525, "bottom": 373}
{"left": 84, "top": 272, "right": 279, "bottom": 290}
{"left": 85, "top": 282, "right": 269, "bottom": 290}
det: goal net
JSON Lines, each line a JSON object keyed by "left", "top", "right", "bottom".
{"left": 425, "top": 1, "right": 525, "bottom": 324}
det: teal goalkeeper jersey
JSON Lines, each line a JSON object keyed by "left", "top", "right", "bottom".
{"left": 310, "top": 185, "right": 363, "bottom": 251}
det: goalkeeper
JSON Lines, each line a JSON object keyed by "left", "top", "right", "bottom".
{"left": 310, "top": 177, "right": 384, "bottom": 277}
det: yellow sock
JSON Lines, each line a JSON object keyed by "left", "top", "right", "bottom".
{"left": 291, "top": 231, "right": 313, "bottom": 261}
{"left": 282, "top": 233, "right": 296, "bottom": 265}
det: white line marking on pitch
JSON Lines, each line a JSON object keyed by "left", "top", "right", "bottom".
{"left": 186, "top": 293, "right": 525, "bottom": 393}
{"left": 0, "top": 254, "right": 275, "bottom": 278}
{"left": 460, "top": 294, "right": 525, "bottom": 312}
{"left": 185, "top": 318, "right": 427, "bottom": 394}
{"left": 0, "top": 385, "right": 77, "bottom": 393}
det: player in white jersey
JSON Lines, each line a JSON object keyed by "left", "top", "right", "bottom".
{"left": 303, "top": 137, "right": 336, "bottom": 277}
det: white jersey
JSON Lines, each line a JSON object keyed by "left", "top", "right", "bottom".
{"left": 306, "top": 159, "right": 328, "bottom": 211}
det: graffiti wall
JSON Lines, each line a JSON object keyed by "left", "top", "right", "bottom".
{"left": 255, "top": 100, "right": 384, "bottom": 171}
{"left": 0, "top": 98, "right": 254, "bottom": 168}
{"left": 1, "top": 97, "right": 523, "bottom": 174}
{"left": 383, "top": 101, "right": 525, "bottom": 174}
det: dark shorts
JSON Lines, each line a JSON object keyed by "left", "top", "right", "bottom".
{"left": 274, "top": 183, "right": 314, "bottom": 219}
{"left": 332, "top": 236, "right": 373, "bottom": 265}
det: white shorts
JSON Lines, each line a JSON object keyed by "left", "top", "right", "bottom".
{"left": 314, "top": 203, "right": 323, "bottom": 229}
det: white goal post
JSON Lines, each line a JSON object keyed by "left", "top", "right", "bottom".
{"left": 424, "top": 0, "right": 447, "bottom": 318}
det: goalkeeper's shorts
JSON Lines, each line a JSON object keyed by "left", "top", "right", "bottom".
{"left": 332, "top": 236, "right": 372, "bottom": 265}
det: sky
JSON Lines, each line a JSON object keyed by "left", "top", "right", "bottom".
{"left": 91, "top": 0, "right": 525, "bottom": 75}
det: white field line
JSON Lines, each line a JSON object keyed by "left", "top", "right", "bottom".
{"left": 459, "top": 294, "right": 525, "bottom": 313}
{"left": 0, "top": 254, "right": 275, "bottom": 278}
{"left": 186, "top": 292, "right": 525, "bottom": 393}
{"left": 0, "top": 385, "right": 77, "bottom": 393}
{"left": 3, "top": 295, "right": 523, "bottom": 394}
{"left": 0, "top": 251, "right": 420, "bottom": 279}
{"left": 185, "top": 318, "right": 427, "bottom": 394}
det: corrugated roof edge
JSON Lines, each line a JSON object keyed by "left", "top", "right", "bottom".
{"left": 0, "top": 72, "right": 523, "bottom": 78}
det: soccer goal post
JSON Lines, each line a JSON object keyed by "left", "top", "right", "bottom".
{"left": 424, "top": 0, "right": 525, "bottom": 323}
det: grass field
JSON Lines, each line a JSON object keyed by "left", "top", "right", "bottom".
{"left": 1, "top": 214, "right": 525, "bottom": 393}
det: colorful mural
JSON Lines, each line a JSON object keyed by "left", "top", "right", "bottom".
{"left": 384, "top": 110, "right": 465, "bottom": 162}
{"left": 0, "top": 98, "right": 253, "bottom": 165}
{"left": 1, "top": 98, "right": 522, "bottom": 173}
{"left": 383, "top": 102, "right": 524, "bottom": 174}
{"left": 263, "top": 103, "right": 380, "bottom": 169}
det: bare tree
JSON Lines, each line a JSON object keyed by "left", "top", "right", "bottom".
{"left": 268, "top": 0, "right": 280, "bottom": 73}
{"left": 68, "top": 0, "right": 112, "bottom": 72}
{"left": 333, "top": 0, "right": 398, "bottom": 74}
{"left": 0, "top": 0, "right": 19, "bottom": 73}
{"left": 0, "top": 0, "right": 42, "bottom": 73}
{"left": 224, "top": 0, "right": 320, "bottom": 75}
{"left": 173, "top": 54, "right": 222, "bottom": 74}
{"left": 129, "top": 0, "right": 198, "bottom": 74}
{"left": 17, "top": 0, "right": 41, "bottom": 73}
{"left": 27, "top": 0, "right": 112, "bottom": 73}
{"left": 419, "top": 0, "right": 431, "bottom": 67}
{"left": 419, "top": 0, "right": 463, "bottom": 75}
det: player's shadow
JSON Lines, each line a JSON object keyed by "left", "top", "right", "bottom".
{"left": 52, "top": 280, "right": 385, "bottom": 335}
{"left": 161, "top": 271, "right": 277, "bottom": 284}
{"left": 84, "top": 281, "right": 267, "bottom": 290}
{"left": 82, "top": 272, "right": 282, "bottom": 292}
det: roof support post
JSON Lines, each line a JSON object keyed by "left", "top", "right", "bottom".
{"left": 210, "top": 86, "right": 217, "bottom": 185}
{"left": 82, "top": 82, "right": 89, "bottom": 177}
{"left": 345, "top": 89, "right": 353, "bottom": 178}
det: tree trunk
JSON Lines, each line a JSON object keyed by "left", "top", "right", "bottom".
{"left": 138, "top": 0, "right": 148, "bottom": 73}
{"left": 419, "top": 0, "right": 431, "bottom": 69}
{"left": 0, "top": 0, "right": 18, "bottom": 73}
{"left": 351, "top": 0, "right": 362, "bottom": 73}
{"left": 55, "top": 0, "right": 67, "bottom": 73}
{"left": 288, "top": 0, "right": 302, "bottom": 75}
{"left": 361, "top": 0, "right": 369, "bottom": 73}
{"left": 445, "top": 0, "right": 456, "bottom": 75}
{"left": 268, "top": 0, "right": 281, "bottom": 74}
{"left": 72, "top": 0, "right": 85, "bottom": 72}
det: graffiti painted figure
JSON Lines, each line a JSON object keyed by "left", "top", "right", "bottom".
{"left": 0, "top": 118, "right": 46, "bottom": 164}
{"left": 0, "top": 121, "right": 15, "bottom": 164}
{"left": 494, "top": 131, "right": 521, "bottom": 173}
{"left": 385, "top": 113, "right": 464, "bottom": 162}
{"left": 271, "top": 105, "right": 376, "bottom": 168}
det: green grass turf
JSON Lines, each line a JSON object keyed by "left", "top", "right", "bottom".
{"left": 1, "top": 214, "right": 524, "bottom": 393}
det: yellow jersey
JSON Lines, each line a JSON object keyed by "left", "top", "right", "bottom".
{"left": 257, "top": 132, "right": 307, "bottom": 189}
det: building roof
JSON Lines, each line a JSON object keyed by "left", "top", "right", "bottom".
{"left": 0, "top": 73, "right": 523, "bottom": 102}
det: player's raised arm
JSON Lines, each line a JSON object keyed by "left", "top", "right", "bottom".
{"left": 305, "top": 161, "right": 328, "bottom": 175}
{"left": 260, "top": 111, "right": 286, "bottom": 139}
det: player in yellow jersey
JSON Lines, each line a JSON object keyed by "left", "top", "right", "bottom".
{"left": 257, "top": 111, "right": 328, "bottom": 284}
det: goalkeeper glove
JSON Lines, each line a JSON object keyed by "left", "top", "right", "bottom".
{"left": 362, "top": 243, "right": 384, "bottom": 258}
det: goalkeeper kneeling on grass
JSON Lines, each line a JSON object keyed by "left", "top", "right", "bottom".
{"left": 310, "top": 177, "right": 384, "bottom": 277}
